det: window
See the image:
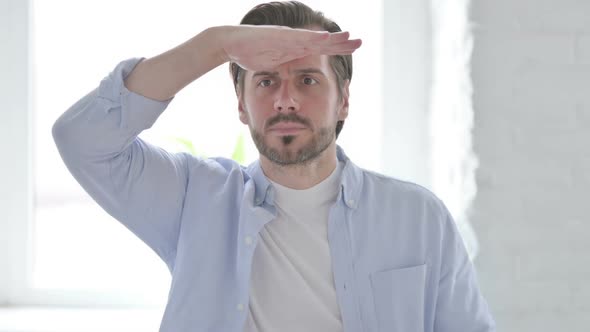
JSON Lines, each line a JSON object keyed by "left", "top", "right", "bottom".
{"left": 2, "top": 1, "right": 478, "bottom": 330}
{"left": 23, "top": 0, "right": 384, "bottom": 308}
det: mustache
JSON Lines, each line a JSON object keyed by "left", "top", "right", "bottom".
{"left": 265, "top": 113, "right": 311, "bottom": 129}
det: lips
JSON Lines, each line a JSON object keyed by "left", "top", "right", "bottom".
{"left": 268, "top": 122, "right": 307, "bottom": 132}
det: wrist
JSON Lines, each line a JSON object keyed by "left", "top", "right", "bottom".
{"left": 202, "top": 25, "right": 234, "bottom": 65}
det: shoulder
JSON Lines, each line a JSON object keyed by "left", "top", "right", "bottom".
{"left": 359, "top": 167, "right": 446, "bottom": 214}
{"left": 183, "top": 154, "right": 251, "bottom": 184}
{"left": 351, "top": 165, "right": 454, "bottom": 240}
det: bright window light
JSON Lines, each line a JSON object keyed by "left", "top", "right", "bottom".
{"left": 32, "top": 0, "right": 382, "bottom": 306}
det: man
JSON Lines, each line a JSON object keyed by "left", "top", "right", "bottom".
{"left": 53, "top": 1, "right": 495, "bottom": 331}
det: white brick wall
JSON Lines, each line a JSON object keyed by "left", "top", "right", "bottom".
{"left": 471, "top": 0, "right": 590, "bottom": 330}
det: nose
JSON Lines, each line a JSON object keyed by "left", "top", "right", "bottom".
{"left": 273, "top": 81, "right": 299, "bottom": 113}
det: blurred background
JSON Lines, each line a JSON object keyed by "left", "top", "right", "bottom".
{"left": 1, "top": 0, "right": 588, "bottom": 331}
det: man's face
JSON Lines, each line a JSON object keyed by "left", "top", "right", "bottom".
{"left": 238, "top": 54, "right": 349, "bottom": 166}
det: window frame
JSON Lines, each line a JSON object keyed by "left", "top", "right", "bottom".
{"left": 0, "top": 0, "right": 34, "bottom": 306}
{"left": 1, "top": 0, "right": 388, "bottom": 308}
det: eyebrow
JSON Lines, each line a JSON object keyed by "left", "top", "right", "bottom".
{"left": 252, "top": 71, "right": 278, "bottom": 79}
{"left": 295, "top": 68, "right": 327, "bottom": 77}
{"left": 251, "top": 68, "right": 327, "bottom": 79}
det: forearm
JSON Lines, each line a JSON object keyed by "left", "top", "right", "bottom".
{"left": 124, "top": 26, "right": 230, "bottom": 101}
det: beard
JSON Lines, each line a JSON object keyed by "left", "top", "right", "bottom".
{"left": 249, "top": 113, "right": 336, "bottom": 166}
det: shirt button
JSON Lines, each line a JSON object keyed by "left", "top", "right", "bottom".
{"left": 244, "top": 236, "right": 253, "bottom": 245}
{"left": 347, "top": 199, "right": 355, "bottom": 206}
{"left": 237, "top": 303, "right": 245, "bottom": 311}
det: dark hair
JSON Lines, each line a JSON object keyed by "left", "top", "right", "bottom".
{"left": 230, "top": 1, "right": 352, "bottom": 138}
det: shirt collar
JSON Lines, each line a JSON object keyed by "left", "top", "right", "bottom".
{"left": 337, "top": 146, "right": 363, "bottom": 209}
{"left": 246, "top": 158, "right": 273, "bottom": 207}
{"left": 246, "top": 145, "right": 363, "bottom": 209}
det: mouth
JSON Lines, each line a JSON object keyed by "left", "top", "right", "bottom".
{"left": 267, "top": 122, "right": 307, "bottom": 134}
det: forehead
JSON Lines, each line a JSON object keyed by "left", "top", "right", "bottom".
{"left": 244, "top": 54, "right": 333, "bottom": 80}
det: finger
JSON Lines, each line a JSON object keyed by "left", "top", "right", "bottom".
{"left": 290, "top": 28, "right": 330, "bottom": 41}
{"left": 324, "top": 31, "right": 351, "bottom": 43}
{"left": 322, "top": 48, "right": 361, "bottom": 55}
{"left": 291, "top": 29, "right": 353, "bottom": 47}
{"left": 322, "top": 45, "right": 362, "bottom": 54}
{"left": 320, "top": 47, "right": 361, "bottom": 56}
{"left": 328, "top": 38, "right": 362, "bottom": 48}
{"left": 317, "top": 38, "right": 362, "bottom": 48}
{"left": 302, "top": 31, "right": 351, "bottom": 48}
{"left": 318, "top": 39, "right": 363, "bottom": 53}
{"left": 301, "top": 38, "right": 362, "bottom": 55}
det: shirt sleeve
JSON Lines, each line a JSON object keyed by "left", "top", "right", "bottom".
{"left": 434, "top": 202, "right": 497, "bottom": 331}
{"left": 52, "top": 58, "right": 188, "bottom": 271}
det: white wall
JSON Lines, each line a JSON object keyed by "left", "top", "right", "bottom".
{"left": 471, "top": 0, "right": 590, "bottom": 330}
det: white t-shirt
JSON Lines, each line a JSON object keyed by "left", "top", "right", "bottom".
{"left": 244, "top": 162, "right": 344, "bottom": 332}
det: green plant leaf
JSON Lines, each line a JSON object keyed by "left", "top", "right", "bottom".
{"left": 231, "top": 133, "right": 246, "bottom": 164}
{"left": 172, "top": 137, "right": 206, "bottom": 157}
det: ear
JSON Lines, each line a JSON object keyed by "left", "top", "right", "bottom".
{"left": 237, "top": 92, "right": 249, "bottom": 125}
{"left": 338, "top": 80, "right": 350, "bottom": 121}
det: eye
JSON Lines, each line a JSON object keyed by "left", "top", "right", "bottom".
{"left": 302, "top": 76, "right": 318, "bottom": 85}
{"left": 258, "top": 79, "right": 273, "bottom": 87}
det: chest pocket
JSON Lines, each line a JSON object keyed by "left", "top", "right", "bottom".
{"left": 369, "top": 264, "right": 426, "bottom": 332}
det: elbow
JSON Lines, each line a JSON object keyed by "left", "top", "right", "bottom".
{"left": 52, "top": 113, "right": 73, "bottom": 151}
{"left": 52, "top": 88, "right": 100, "bottom": 152}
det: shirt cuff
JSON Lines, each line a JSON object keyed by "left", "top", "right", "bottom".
{"left": 97, "top": 57, "right": 173, "bottom": 133}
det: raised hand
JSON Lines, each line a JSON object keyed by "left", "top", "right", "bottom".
{"left": 124, "top": 25, "right": 362, "bottom": 101}
{"left": 221, "top": 25, "right": 362, "bottom": 71}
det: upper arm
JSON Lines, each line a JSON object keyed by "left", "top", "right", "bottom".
{"left": 52, "top": 58, "right": 190, "bottom": 269}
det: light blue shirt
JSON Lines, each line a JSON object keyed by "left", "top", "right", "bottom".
{"left": 53, "top": 58, "right": 496, "bottom": 332}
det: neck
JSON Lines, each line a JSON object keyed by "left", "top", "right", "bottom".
{"left": 259, "top": 143, "right": 338, "bottom": 190}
